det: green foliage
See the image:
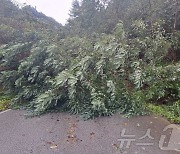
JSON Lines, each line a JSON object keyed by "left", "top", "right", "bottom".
{"left": 147, "top": 101, "right": 180, "bottom": 124}
{"left": 68, "top": 0, "right": 179, "bottom": 36}
{"left": 144, "top": 63, "right": 180, "bottom": 104}
{"left": 0, "top": 0, "right": 64, "bottom": 45}
{"left": 0, "top": 0, "right": 179, "bottom": 121}
{"left": 0, "top": 93, "right": 14, "bottom": 111}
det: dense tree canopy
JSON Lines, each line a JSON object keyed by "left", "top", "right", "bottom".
{"left": 67, "top": 0, "right": 180, "bottom": 36}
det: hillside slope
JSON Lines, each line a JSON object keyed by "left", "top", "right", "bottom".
{"left": 0, "top": 0, "right": 63, "bottom": 45}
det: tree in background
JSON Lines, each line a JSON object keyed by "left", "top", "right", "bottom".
{"left": 67, "top": 0, "right": 180, "bottom": 36}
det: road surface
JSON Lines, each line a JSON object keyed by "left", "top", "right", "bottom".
{"left": 0, "top": 110, "right": 179, "bottom": 154}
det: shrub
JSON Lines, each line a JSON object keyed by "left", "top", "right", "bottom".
{"left": 0, "top": 21, "right": 179, "bottom": 119}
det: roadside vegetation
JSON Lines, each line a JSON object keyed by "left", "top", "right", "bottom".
{"left": 0, "top": 92, "right": 13, "bottom": 111}
{"left": 147, "top": 101, "right": 180, "bottom": 124}
{"left": 0, "top": 0, "right": 179, "bottom": 122}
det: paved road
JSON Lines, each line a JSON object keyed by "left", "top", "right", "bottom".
{"left": 0, "top": 110, "right": 179, "bottom": 154}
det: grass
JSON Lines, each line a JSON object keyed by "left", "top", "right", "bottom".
{"left": 147, "top": 101, "right": 180, "bottom": 124}
{"left": 0, "top": 93, "right": 13, "bottom": 111}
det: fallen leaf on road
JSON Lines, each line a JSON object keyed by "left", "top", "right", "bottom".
{"left": 47, "top": 141, "right": 53, "bottom": 144}
{"left": 67, "top": 123, "right": 77, "bottom": 144}
{"left": 137, "top": 123, "right": 140, "bottom": 127}
{"left": 112, "top": 144, "right": 119, "bottom": 150}
{"left": 90, "top": 132, "right": 95, "bottom": 136}
{"left": 50, "top": 144, "right": 58, "bottom": 149}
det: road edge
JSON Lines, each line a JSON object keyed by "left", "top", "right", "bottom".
{"left": 0, "top": 109, "right": 11, "bottom": 115}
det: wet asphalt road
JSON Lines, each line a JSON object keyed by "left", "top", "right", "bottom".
{"left": 0, "top": 110, "right": 179, "bottom": 154}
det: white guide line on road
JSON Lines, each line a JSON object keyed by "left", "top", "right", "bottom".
{"left": 0, "top": 109, "right": 11, "bottom": 115}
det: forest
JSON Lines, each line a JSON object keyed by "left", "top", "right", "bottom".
{"left": 0, "top": 0, "right": 179, "bottom": 122}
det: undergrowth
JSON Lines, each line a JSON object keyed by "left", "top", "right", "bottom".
{"left": 147, "top": 101, "right": 180, "bottom": 124}
{"left": 0, "top": 93, "right": 13, "bottom": 111}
